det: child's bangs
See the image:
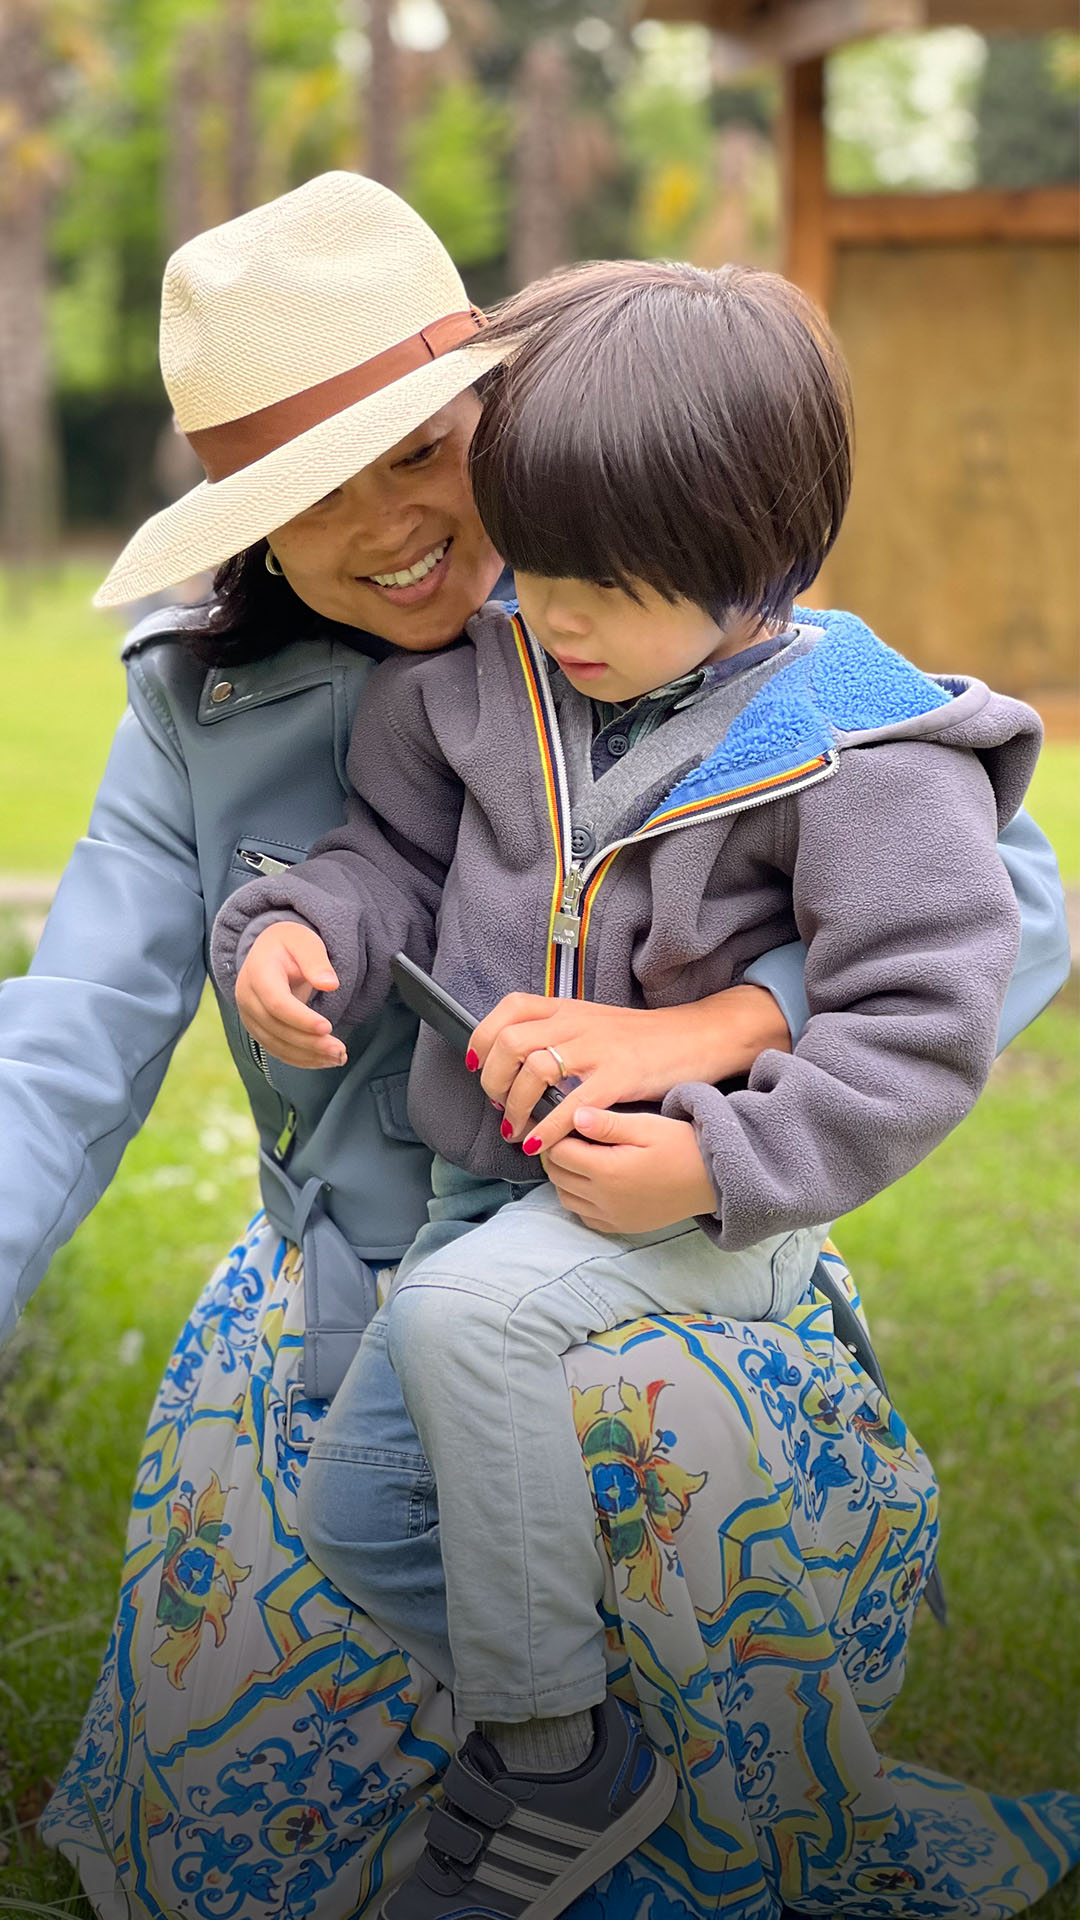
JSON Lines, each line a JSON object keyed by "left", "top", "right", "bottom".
{"left": 472, "top": 449, "right": 645, "bottom": 599}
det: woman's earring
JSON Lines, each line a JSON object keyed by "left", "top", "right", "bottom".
{"left": 265, "top": 547, "right": 284, "bottom": 577}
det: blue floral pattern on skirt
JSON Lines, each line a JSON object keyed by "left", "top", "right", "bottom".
{"left": 41, "top": 1212, "right": 1080, "bottom": 1918}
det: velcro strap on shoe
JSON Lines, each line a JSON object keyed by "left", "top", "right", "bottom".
{"left": 444, "top": 1754, "right": 515, "bottom": 1829}
{"left": 425, "top": 1806, "right": 485, "bottom": 1866}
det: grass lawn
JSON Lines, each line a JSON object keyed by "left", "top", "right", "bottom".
{"left": 0, "top": 568, "right": 128, "bottom": 877}
{"left": 0, "top": 567, "right": 1077, "bottom": 1915}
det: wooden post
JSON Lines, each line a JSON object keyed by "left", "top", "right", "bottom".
{"left": 778, "top": 55, "right": 832, "bottom": 604}
{"left": 829, "top": 184, "right": 1080, "bottom": 245}
{"left": 779, "top": 55, "right": 831, "bottom": 313}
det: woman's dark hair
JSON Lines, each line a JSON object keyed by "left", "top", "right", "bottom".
{"left": 182, "top": 539, "right": 325, "bottom": 669}
{"left": 469, "top": 259, "right": 853, "bottom": 627}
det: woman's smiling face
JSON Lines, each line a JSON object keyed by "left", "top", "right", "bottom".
{"left": 266, "top": 391, "right": 503, "bottom": 651}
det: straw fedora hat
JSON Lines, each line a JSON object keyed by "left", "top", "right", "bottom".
{"left": 94, "top": 172, "right": 512, "bottom": 607}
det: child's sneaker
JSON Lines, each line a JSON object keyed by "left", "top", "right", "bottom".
{"left": 379, "top": 1692, "right": 677, "bottom": 1919}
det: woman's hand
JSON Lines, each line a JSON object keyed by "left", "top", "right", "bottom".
{"left": 235, "top": 923, "right": 347, "bottom": 1069}
{"left": 542, "top": 1108, "right": 716, "bottom": 1234}
{"left": 467, "top": 984, "right": 790, "bottom": 1153}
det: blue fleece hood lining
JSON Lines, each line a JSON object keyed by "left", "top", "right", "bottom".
{"left": 660, "top": 607, "right": 951, "bottom": 814}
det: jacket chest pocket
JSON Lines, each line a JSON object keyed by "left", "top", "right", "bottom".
{"left": 229, "top": 836, "right": 310, "bottom": 884}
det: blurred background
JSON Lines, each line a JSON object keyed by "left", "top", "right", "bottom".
{"left": 0, "top": 6, "right": 1078, "bottom": 1913}
{"left": 0, "top": 0, "right": 1077, "bottom": 708}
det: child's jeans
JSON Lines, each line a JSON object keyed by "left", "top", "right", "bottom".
{"left": 299, "top": 1164, "right": 827, "bottom": 1721}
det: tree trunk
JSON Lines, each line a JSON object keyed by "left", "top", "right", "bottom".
{"left": 222, "top": 0, "right": 256, "bottom": 217}
{"left": 366, "top": 0, "right": 398, "bottom": 188}
{"left": 0, "top": 0, "right": 60, "bottom": 567}
{"left": 510, "top": 34, "right": 571, "bottom": 290}
{"left": 165, "top": 22, "right": 208, "bottom": 255}
{"left": 156, "top": 28, "right": 209, "bottom": 511}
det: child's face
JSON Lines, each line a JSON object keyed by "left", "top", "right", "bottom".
{"left": 515, "top": 574, "right": 762, "bottom": 704}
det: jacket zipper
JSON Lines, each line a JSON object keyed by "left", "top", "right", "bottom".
{"left": 249, "top": 1034, "right": 273, "bottom": 1079}
{"left": 520, "top": 621, "right": 838, "bottom": 998}
{"left": 540, "top": 691, "right": 581, "bottom": 997}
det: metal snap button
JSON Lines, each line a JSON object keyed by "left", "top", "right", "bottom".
{"left": 210, "top": 680, "right": 233, "bottom": 704}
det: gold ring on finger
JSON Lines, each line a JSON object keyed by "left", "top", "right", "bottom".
{"left": 545, "top": 1044, "right": 568, "bottom": 1079}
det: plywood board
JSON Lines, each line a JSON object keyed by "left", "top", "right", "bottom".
{"left": 819, "top": 243, "right": 1079, "bottom": 708}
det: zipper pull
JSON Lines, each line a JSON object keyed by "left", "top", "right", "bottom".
{"left": 238, "top": 848, "right": 291, "bottom": 877}
{"left": 272, "top": 1104, "right": 298, "bottom": 1165}
{"left": 553, "top": 866, "right": 585, "bottom": 948}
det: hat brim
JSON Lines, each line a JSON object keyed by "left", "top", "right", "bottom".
{"left": 94, "top": 338, "right": 512, "bottom": 608}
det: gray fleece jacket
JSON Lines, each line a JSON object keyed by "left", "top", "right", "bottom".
{"left": 212, "top": 601, "right": 1040, "bottom": 1249}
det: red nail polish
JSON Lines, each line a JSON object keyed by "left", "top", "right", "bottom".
{"left": 465, "top": 1049, "right": 479, "bottom": 1072}
{"left": 490, "top": 1100, "right": 505, "bottom": 1112}
{"left": 500, "top": 1119, "right": 514, "bottom": 1140}
{"left": 522, "top": 1136, "right": 542, "bottom": 1155}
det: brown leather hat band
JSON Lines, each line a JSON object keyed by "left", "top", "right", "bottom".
{"left": 186, "top": 307, "right": 487, "bottom": 482}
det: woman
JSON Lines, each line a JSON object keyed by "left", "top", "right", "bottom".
{"left": 4, "top": 174, "right": 1073, "bottom": 1919}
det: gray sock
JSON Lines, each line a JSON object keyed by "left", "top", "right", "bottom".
{"left": 481, "top": 1709, "right": 595, "bottom": 1775}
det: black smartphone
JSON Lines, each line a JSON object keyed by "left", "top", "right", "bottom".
{"left": 390, "top": 953, "right": 581, "bottom": 1120}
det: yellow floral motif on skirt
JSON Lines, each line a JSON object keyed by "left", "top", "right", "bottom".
{"left": 152, "top": 1470, "right": 252, "bottom": 1688}
{"left": 572, "top": 1375, "right": 706, "bottom": 1614}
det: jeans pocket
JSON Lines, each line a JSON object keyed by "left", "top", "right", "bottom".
{"left": 407, "top": 1469, "right": 440, "bottom": 1540}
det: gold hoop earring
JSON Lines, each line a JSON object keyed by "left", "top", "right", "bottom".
{"left": 265, "top": 548, "right": 284, "bottom": 577}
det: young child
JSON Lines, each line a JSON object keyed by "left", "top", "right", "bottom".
{"left": 212, "top": 261, "right": 1039, "bottom": 1920}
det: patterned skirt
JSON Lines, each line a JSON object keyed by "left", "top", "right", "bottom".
{"left": 41, "top": 1211, "right": 1080, "bottom": 1920}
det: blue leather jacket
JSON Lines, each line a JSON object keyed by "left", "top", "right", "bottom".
{"left": 0, "top": 608, "right": 1070, "bottom": 1390}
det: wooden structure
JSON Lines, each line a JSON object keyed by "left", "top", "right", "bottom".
{"left": 642, "top": 0, "right": 1080, "bottom": 722}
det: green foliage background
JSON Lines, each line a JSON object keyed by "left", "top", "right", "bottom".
{"left": 37, "top": 14, "right": 1079, "bottom": 530}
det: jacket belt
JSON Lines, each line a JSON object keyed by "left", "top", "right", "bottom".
{"left": 259, "top": 1150, "right": 381, "bottom": 1400}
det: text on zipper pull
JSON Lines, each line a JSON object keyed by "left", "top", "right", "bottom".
{"left": 553, "top": 866, "right": 585, "bottom": 947}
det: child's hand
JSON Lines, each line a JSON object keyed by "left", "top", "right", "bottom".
{"left": 235, "top": 923, "right": 347, "bottom": 1070}
{"left": 467, "top": 986, "right": 789, "bottom": 1154}
{"left": 542, "top": 1109, "right": 716, "bottom": 1234}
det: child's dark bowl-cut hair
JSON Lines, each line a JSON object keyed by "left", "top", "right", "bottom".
{"left": 469, "top": 259, "right": 853, "bottom": 627}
